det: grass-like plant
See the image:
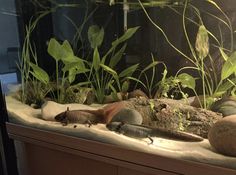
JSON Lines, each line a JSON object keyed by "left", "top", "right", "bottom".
{"left": 138, "top": 0, "right": 236, "bottom": 108}
{"left": 18, "top": 1, "right": 96, "bottom": 104}
{"left": 86, "top": 25, "right": 140, "bottom": 103}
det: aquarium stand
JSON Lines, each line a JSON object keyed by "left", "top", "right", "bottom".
{"left": 6, "top": 122, "right": 236, "bottom": 175}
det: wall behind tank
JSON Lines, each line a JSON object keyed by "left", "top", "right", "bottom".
{"left": 0, "top": 0, "right": 20, "bottom": 74}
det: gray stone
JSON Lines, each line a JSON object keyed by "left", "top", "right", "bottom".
{"left": 208, "top": 115, "right": 236, "bottom": 156}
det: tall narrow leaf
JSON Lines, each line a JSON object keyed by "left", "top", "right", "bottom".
{"left": 109, "top": 43, "right": 127, "bottom": 68}
{"left": 93, "top": 47, "right": 100, "bottom": 71}
{"left": 141, "top": 61, "right": 159, "bottom": 73}
{"left": 112, "top": 27, "right": 139, "bottom": 47}
{"left": 119, "top": 64, "right": 139, "bottom": 78}
{"left": 219, "top": 47, "right": 229, "bottom": 61}
{"left": 221, "top": 51, "right": 236, "bottom": 80}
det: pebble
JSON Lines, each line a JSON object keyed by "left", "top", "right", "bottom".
{"left": 208, "top": 115, "right": 236, "bottom": 157}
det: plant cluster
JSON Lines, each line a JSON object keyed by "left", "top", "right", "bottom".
{"left": 19, "top": 0, "right": 142, "bottom": 105}
{"left": 19, "top": 0, "right": 236, "bottom": 110}
{"left": 138, "top": 0, "right": 236, "bottom": 108}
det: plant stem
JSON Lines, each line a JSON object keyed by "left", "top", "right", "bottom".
{"left": 201, "top": 58, "right": 206, "bottom": 108}
{"left": 56, "top": 60, "right": 60, "bottom": 103}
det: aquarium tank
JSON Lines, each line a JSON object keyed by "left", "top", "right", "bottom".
{"left": 2, "top": 0, "right": 236, "bottom": 174}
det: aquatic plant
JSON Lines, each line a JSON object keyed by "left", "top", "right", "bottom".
{"left": 18, "top": 8, "right": 52, "bottom": 104}
{"left": 18, "top": 1, "right": 97, "bottom": 104}
{"left": 86, "top": 25, "right": 140, "bottom": 103}
{"left": 138, "top": 0, "right": 236, "bottom": 108}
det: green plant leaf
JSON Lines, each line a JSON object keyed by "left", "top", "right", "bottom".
{"left": 60, "top": 40, "right": 75, "bottom": 62}
{"left": 68, "top": 68, "right": 77, "bottom": 83}
{"left": 119, "top": 64, "right": 139, "bottom": 78}
{"left": 29, "top": 63, "right": 49, "bottom": 84}
{"left": 141, "top": 61, "right": 159, "bottom": 73}
{"left": 112, "top": 27, "right": 139, "bottom": 47}
{"left": 221, "top": 51, "right": 236, "bottom": 80}
{"left": 177, "top": 73, "right": 196, "bottom": 90}
{"left": 62, "top": 40, "right": 73, "bottom": 56}
{"left": 102, "top": 27, "right": 139, "bottom": 64}
{"left": 47, "top": 38, "right": 63, "bottom": 61}
{"left": 121, "top": 80, "right": 129, "bottom": 92}
{"left": 100, "top": 63, "right": 120, "bottom": 90}
{"left": 100, "top": 63, "right": 118, "bottom": 76}
{"left": 125, "top": 76, "right": 147, "bottom": 89}
{"left": 195, "top": 25, "right": 209, "bottom": 59}
{"left": 219, "top": 47, "right": 229, "bottom": 61}
{"left": 93, "top": 47, "right": 101, "bottom": 71}
{"left": 213, "top": 78, "right": 236, "bottom": 97}
{"left": 62, "top": 61, "right": 89, "bottom": 73}
{"left": 88, "top": 25, "right": 104, "bottom": 49}
{"left": 108, "top": 43, "right": 127, "bottom": 68}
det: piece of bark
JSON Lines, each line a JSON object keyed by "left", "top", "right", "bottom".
{"left": 121, "top": 97, "right": 222, "bottom": 138}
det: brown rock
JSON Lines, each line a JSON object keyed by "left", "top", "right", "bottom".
{"left": 208, "top": 115, "right": 236, "bottom": 156}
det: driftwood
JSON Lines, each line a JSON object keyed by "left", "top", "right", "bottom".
{"left": 121, "top": 97, "right": 222, "bottom": 138}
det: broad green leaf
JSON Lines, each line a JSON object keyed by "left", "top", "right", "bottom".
{"left": 221, "top": 51, "right": 236, "bottom": 80}
{"left": 62, "top": 55, "right": 84, "bottom": 65}
{"left": 219, "top": 47, "right": 229, "bottom": 61}
{"left": 88, "top": 25, "right": 104, "bottom": 49}
{"left": 60, "top": 40, "right": 74, "bottom": 62}
{"left": 108, "top": 43, "right": 127, "bottom": 68}
{"left": 112, "top": 27, "right": 139, "bottom": 47}
{"left": 47, "top": 38, "right": 63, "bottom": 61}
{"left": 68, "top": 68, "right": 77, "bottom": 83}
{"left": 195, "top": 25, "right": 209, "bottom": 59}
{"left": 93, "top": 47, "right": 100, "bottom": 71}
{"left": 62, "top": 40, "right": 73, "bottom": 56}
{"left": 121, "top": 80, "right": 129, "bottom": 92}
{"left": 62, "top": 61, "right": 89, "bottom": 73}
{"left": 213, "top": 78, "right": 236, "bottom": 97}
{"left": 29, "top": 63, "right": 49, "bottom": 84}
{"left": 177, "top": 73, "right": 196, "bottom": 90}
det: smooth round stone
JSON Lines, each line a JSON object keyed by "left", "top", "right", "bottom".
{"left": 110, "top": 108, "right": 143, "bottom": 125}
{"left": 208, "top": 115, "right": 236, "bottom": 156}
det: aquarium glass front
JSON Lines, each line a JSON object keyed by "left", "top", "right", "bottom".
{"left": 3, "top": 0, "right": 236, "bottom": 171}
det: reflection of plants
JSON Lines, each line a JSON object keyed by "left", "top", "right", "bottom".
{"left": 19, "top": 9, "right": 52, "bottom": 104}
{"left": 139, "top": 0, "right": 236, "bottom": 108}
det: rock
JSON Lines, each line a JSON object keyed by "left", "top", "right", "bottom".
{"left": 110, "top": 108, "right": 143, "bottom": 125}
{"left": 128, "top": 89, "right": 148, "bottom": 99}
{"left": 208, "top": 115, "right": 236, "bottom": 156}
{"left": 210, "top": 96, "right": 236, "bottom": 117}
